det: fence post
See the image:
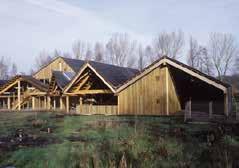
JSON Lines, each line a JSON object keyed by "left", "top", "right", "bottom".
{"left": 188, "top": 98, "right": 192, "bottom": 119}
{"left": 184, "top": 99, "right": 192, "bottom": 121}
{"left": 209, "top": 101, "right": 213, "bottom": 119}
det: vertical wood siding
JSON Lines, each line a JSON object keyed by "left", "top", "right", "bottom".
{"left": 34, "top": 58, "right": 74, "bottom": 80}
{"left": 118, "top": 66, "right": 181, "bottom": 115}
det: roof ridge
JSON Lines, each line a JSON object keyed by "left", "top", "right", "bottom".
{"left": 89, "top": 60, "right": 139, "bottom": 71}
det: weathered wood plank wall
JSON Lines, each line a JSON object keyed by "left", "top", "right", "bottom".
{"left": 76, "top": 105, "right": 118, "bottom": 115}
{"left": 118, "top": 66, "right": 181, "bottom": 115}
{"left": 34, "top": 57, "right": 73, "bottom": 80}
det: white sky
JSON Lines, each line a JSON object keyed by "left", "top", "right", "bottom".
{"left": 0, "top": 0, "right": 238, "bottom": 73}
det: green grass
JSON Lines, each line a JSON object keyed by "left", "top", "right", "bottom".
{"left": 0, "top": 112, "right": 238, "bottom": 168}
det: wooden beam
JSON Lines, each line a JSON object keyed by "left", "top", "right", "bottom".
{"left": 7, "top": 97, "right": 10, "bottom": 110}
{"left": 60, "top": 97, "right": 63, "bottom": 110}
{"left": 30, "top": 92, "right": 47, "bottom": 96}
{"left": 72, "top": 75, "right": 90, "bottom": 92}
{"left": 44, "top": 96, "right": 47, "bottom": 109}
{"left": 47, "top": 96, "right": 51, "bottom": 109}
{"left": 79, "top": 97, "right": 83, "bottom": 114}
{"left": 32, "top": 96, "right": 35, "bottom": 110}
{"left": 66, "top": 96, "right": 69, "bottom": 113}
{"left": 209, "top": 101, "right": 213, "bottom": 118}
{"left": 0, "top": 80, "right": 19, "bottom": 95}
{"left": 224, "top": 94, "right": 229, "bottom": 117}
{"left": 67, "top": 89, "right": 112, "bottom": 95}
{"left": 75, "top": 71, "right": 89, "bottom": 84}
{"left": 17, "top": 81, "right": 21, "bottom": 111}
{"left": 53, "top": 97, "right": 56, "bottom": 110}
{"left": 165, "top": 67, "right": 169, "bottom": 115}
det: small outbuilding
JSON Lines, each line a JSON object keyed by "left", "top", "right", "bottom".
{"left": 116, "top": 56, "right": 231, "bottom": 118}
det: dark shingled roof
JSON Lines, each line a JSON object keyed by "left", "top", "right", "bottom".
{"left": 0, "top": 80, "right": 8, "bottom": 87}
{"left": 61, "top": 57, "right": 85, "bottom": 72}
{"left": 21, "top": 75, "right": 49, "bottom": 92}
{"left": 88, "top": 61, "right": 139, "bottom": 88}
{"left": 52, "top": 71, "right": 75, "bottom": 89}
{"left": 0, "top": 75, "right": 48, "bottom": 93}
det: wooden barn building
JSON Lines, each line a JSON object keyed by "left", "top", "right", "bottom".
{"left": 116, "top": 57, "right": 231, "bottom": 118}
{"left": 0, "top": 56, "right": 232, "bottom": 119}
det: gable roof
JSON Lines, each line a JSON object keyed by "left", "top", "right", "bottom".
{"left": 52, "top": 71, "right": 75, "bottom": 90}
{"left": 0, "top": 75, "right": 48, "bottom": 94}
{"left": 21, "top": 75, "right": 49, "bottom": 92}
{"left": 33, "top": 57, "right": 85, "bottom": 77}
{"left": 64, "top": 61, "right": 139, "bottom": 93}
{"left": 88, "top": 61, "right": 139, "bottom": 88}
{"left": 61, "top": 57, "right": 85, "bottom": 72}
{"left": 117, "top": 56, "right": 230, "bottom": 93}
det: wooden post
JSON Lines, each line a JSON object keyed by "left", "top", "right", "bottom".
{"left": 185, "top": 98, "right": 192, "bottom": 121}
{"left": 44, "top": 96, "right": 47, "bottom": 109}
{"left": 7, "top": 97, "right": 11, "bottom": 110}
{"left": 47, "top": 96, "right": 51, "bottom": 110}
{"left": 32, "top": 96, "right": 35, "bottom": 110}
{"left": 79, "top": 97, "right": 83, "bottom": 114}
{"left": 224, "top": 94, "right": 229, "bottom": 117}
{"left": 53, "top": 97, "right": 56, "bottom": 110}
{"left": 3, "top": 99, "right": 6, "bottom": 109}
{"left": 165, "top": 67, "right": 169, "bottom": 115}
{"left": 66, "top": 96, "right": 69, "bottom": 114}
{"left": 38, "top": 97, "right": 41, "bottom": 110}
{"left": 17, "top": 81, "right": 21, "bottom": 111}
{"left": 209, "top": 101, "right": 213, "bottom": 119}
{"left": 60, "top": 97, "right": 63, "bottom": 110}
{"left": 27, "top": 101, "right": 30, "bottom": 109}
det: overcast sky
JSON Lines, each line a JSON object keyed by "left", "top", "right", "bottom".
{"left": 0, "top": 0, "right": 238, "bottom": 73}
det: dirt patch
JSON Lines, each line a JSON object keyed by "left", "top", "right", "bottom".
{"left": 0, "top": 129, "right": 60, "bottom": 152}
{"left": 50, "top": 114, "right": 65, "bottom": 119}
{"left": 67, "top": 136, "right": 96, "bottom": 142}
{"left": 85, "top": 120, "right": 136, "bottom": 129}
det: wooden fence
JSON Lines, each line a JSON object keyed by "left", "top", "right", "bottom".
{"left": 76, "top": 105, "right": 118, "bottom": 115}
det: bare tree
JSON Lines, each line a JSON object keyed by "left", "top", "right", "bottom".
{"left": 10, "top": 63, "right": 17, "bottom": 77}
{"left": 143, "top": 45, "right": 155, "bottom": 64}
{"left": 0, "top": 56, "right": 9, "bottom": 79}
{"left": 53, "top": 49, "right": 61, "bottom": 57}
{"left": 138, "top": 45, "right": 147, "bottom": 70}
{"left": 62, "top": 52, "right": 71, "bottom": 58}
{"left": 198, "top": 47, "right": 214, "bottom": 76}
{"left": 94, "top": 42, "right": 104, "bottom": 62}
{"left": 106, "top": 33, "right": 137, "bottom": 67}
{"left": 72, "top": 40, "right": 87, "bottom": 60}
{"left": 187, "top": 37, "right": 213, "bottom": 75}
{"left": 153, "top": 30, "right": 184, "bottom": 59}
{"left": 187, "top": 37, "right": 200, "bottom": 68}
{"left": 208, "top": 33, "right": 239, "bottom": 80}
{"left": 35, "top": 50, "right": 54, "bottom": 70}
{"left": 85, "top": 44, "right": 93, "bottom": 61}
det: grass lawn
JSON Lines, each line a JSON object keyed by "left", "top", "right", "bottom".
{"left": 0, "top": 112, "right": 239, "bottom": 168}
